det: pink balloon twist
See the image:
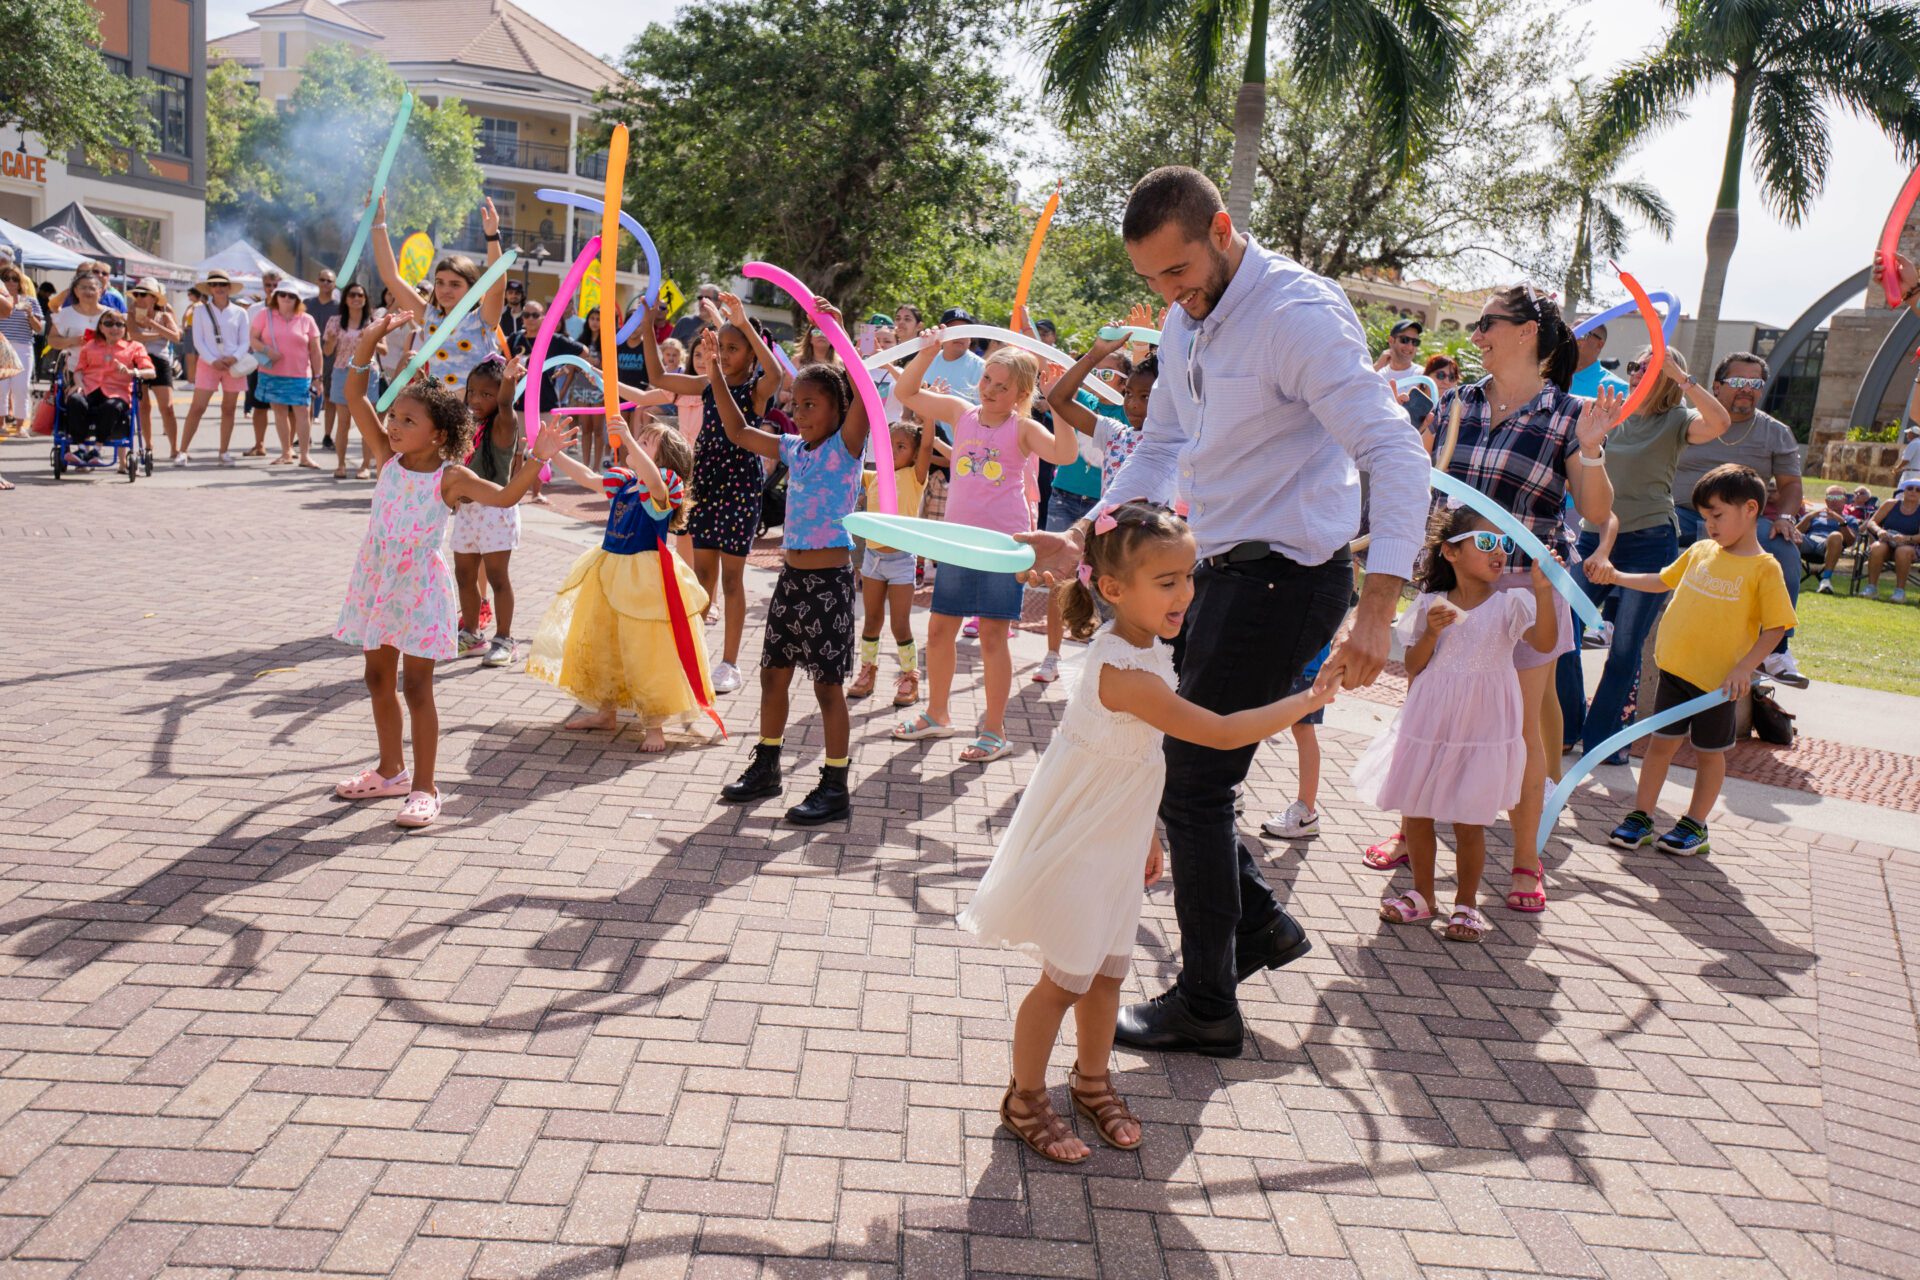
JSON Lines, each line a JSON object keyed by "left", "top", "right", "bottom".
{"left": 522, "top": 235, "right": 603, "bottom": 482}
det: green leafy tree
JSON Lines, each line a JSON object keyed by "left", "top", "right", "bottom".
{"left": 1537, "top": 80, "right": 1674, "bottom": 313}
{"left": 1039, "top": 0, "right": 1470, "bottom": 227}
{"left": 209, "top": 45, "right": 481, "bottom": 279}
{"left": 1592, "top": 0, "right": 1920, "bottom": 378}
{"left": 1053, "top": 0, "right": 1572, "bottom": 286}
{"left": 0, "top": 0, "right": 156, "bottom": 170}
{"left": 204, "top": 58, "right": 276, "bottom": 210}
{"left": 597, "top": 0, "right": 1019, "bottom": 315}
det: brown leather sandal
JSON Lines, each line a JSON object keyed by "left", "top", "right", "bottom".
{"left": 999, "top": 1080, "right": 1088, "bottom": 1164}
{"left": 1069, "top": 1067, "right": 1142, "bottom": 1150}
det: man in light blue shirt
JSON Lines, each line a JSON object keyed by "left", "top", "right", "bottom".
{"left": 1023, "top": 167, "right": 1429, "bottom": 1056}
{"left": 1569, "top": 324, "right": 1628, "bottom": 399}
{"left": 927, "top": 306, "right": 985, "bottom": 411}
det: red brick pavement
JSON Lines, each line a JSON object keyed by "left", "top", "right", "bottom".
{"left": 1, "top": 454, "right": 1916, "bottom": 1277}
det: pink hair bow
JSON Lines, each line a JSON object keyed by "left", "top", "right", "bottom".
{"left": 1077, "top": 564, "right": 1094, "bottom": 586}
{"left": 1092, "top": 512, "right": 1118, "bottom": 535}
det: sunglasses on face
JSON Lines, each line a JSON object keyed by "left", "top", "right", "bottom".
{"left": 98, "top": 320, "right": 126, "bottom": 331}
{"left": 1719, "top": 375, "right": 1766, "bottom": 390}
{"left": 1394, "top": 335, "right": 1418, "bottom": 345}
{"left": 1469, "top": 314, "right": 1521, "bottom": 335}
{"left": 1448, "top": 531, "right": 1515, "bottom": 554}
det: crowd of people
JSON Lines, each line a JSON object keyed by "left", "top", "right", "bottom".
{"left": 12, "top": 164, "right": 1920, "bottom": 1168}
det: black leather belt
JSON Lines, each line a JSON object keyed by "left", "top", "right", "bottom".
{"left": 1202, "top": 541, "right": 1350, "bottom": 572}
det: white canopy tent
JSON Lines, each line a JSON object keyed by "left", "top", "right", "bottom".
{"left": 192, "top": 241, "right": 318, "bottom": 300}
{"left": 0, "top": 219, "right": 85, "bottom": 271}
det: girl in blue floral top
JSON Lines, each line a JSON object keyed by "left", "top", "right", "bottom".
{"left": 372, "top": 194, "right": 508, "bottom": 393}
{"left": 700, "top": 308, "right": 871, "bottom": 828}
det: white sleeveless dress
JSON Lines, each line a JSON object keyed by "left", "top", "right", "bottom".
{"left": 958, "top": 626, "right": 1175, "bottom": 993}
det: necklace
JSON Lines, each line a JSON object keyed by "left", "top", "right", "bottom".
{"left": 1489, "top": 375, "right": 1543, "bottom": 416}
{"left": 1722, "top": 414, "right": 1759, "bottom": 449}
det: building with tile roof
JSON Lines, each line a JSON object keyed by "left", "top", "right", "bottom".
{"left": 211, "top": 0, "right": 641, "bottom": 300}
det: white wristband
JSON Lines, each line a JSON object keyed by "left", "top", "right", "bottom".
{"left": 1578, "top": 448, "right": 1606, "bottom": 467}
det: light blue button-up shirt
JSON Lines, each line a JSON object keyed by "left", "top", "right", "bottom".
{"left": 1099, "top": 240, "right": 1431, "bottom": 581}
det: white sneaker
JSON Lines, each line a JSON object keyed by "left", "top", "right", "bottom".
{"left": 1760, "top": 651, "right": 1809, "bottom": 688}
{"left": 1262, "top": 801, "right": 1320, "bottom": 839}
{"left": 218, "top": 451, "right": 236, "bottom": 468}
{"left": 172, "top": 453, "right": 189, "bottom": 468}
{"left": 482, "top": 635, "right": 516, "bottom": 668}
{"left": 1816, "top": 575, "right": 1833, "bottom": 594}
{"left": 1896, "top": 589, "right": 1909, "bottom": 605}
{"left": 1032, "top": 651, "right": 1061, "bottom": 684}
{"left": 1581, "top": 620, "right": 1614, "bottom": 650}
{"left": 1858, "top": 581, "right": 1878, "bottom": 598}
{"left": 711, "top": 661, "right": 742, "bottom": 693}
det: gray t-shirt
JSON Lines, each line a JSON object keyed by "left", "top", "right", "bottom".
{"left": 1670, "top": 408, "right": 1799, "bottom": 509}
{"left": 1583, "top": 404, "right": 1697, "bottom": 534}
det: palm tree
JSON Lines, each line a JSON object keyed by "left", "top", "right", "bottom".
{"left": 1542, "top": 81, "right": 1676, "bottom": 313}
{"left": 1039, "top": 0, "right": 1469, "bottom": 228}
{"left": 1592, "top": 0, "right": 1920, "bottom": 378}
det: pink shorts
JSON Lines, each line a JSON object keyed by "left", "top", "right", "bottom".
{"left": 193, "top": 362, "right": 245, "bottom": 394}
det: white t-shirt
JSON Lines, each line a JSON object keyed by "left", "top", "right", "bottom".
{"left": 52, "top": 308, "right": 102, "bottom": 341}
{"left": 1901, "top": 435, "right": 1920, "bottom": 480}
{"left": 1381, "top": 364, "right": 1426, "bottom": 395}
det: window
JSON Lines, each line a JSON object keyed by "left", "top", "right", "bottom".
{"left": 476, "top": 117, "right": 518, "bottom": 167}
{"left": 277, "top": 33, "right": 287, "bottom": 67}
{"left": 147, "top": 71, "right": 190, "bottom": 157}
{"left": 103, "top": 55, "right": 131, "bottom": 76}
{"left": 100, "top": 212, "right": 163, "bottom": 255}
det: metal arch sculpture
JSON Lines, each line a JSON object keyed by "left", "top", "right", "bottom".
{"left": 1760, "top": 267, "right": 1872, "bottom": 402}
{"left": 1849, "top": 307, "right": 1920, "bottom": 430}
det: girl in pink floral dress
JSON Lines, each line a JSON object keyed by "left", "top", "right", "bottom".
{"left": 331, "top": 313, "right": 573, "bottom": 829}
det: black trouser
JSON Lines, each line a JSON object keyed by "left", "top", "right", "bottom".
{"left": 1164, "top": 550, "right": 1352, "bottom": 1020}
{"left": 64, "top": 389, "right": 130, "bottom": 443}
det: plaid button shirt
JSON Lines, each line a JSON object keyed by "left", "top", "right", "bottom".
{"left": 1433, "top": 377, "right": 1584, "bottom": 566}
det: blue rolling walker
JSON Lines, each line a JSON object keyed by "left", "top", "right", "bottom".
{"left": 50, "top": 360, "right": 148, "bottom": 482}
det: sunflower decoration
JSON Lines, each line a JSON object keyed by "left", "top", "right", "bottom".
{"left": 456, "top": 338, "right": 475, "bottom": 353}
{"left": 443, "top": 372, "right": 460, "bottom": 387}
{"left": 433, "top": 347, "right": 450, "bottom": 362}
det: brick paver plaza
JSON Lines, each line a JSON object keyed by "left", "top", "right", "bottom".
{"left": 3, "top": 457, "right": 1917, "bottom": 1278}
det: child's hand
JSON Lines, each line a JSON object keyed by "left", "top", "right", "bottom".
{"left": 695, "top": 329, "right": 718, "bottom": 372}
{"left": 813, "top": 299, "right": 842, "bottom": 328}
{"left": 1531, "top": 547, "right": 1565, "bottom": 590}
{"left": 501, "top": 353, "right": 526, "bottom": 385}
{"left": 1144, "top": 838, "right": 1163, "bottom": 888}
{"left": 920, "top": 323, "right": 947, "bottom": 350}
{"left": 1723, "top": 664, "right": 1756, "bottom": 702}
{"left": 1090, "top": 323, "right": 1128, "bottom": 360}
{"left": 531, "top": 420, "right": 578, "bottom": 461}
{"left": 1305, "top": 679, "right": 1339, "bottom": 711}
{"left": 370, "top": 310, "right": 410, "bottom": 339}
{"left": 479, "top": 197, "right": 500, "bottom": 238}
{"left": 1583, "top": 557, "right": 1617, "bottom": 586}
{"left": 1876, "top": 248, "right": 1917, "bottom": 302}
{"left": 1426, "top": 598, "right": 1460, "bottom": 632}
{"left": 698, "top": 297, "right": 723, "bottom": 330}
{"left": 719, "top": 291, "right": 749, "bottom": 328}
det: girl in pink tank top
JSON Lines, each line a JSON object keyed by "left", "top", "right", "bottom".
{"left": 887, "top": 331, "right": 1080, "bottom": 766}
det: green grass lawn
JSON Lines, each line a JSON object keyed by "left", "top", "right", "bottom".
{"left": 1792, "top": 582, "right": 1920, "bottom": 695}
{"left": 1805, "top": 474, "right": 1898, "bottom": 501}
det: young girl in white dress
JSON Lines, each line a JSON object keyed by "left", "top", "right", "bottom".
{"left": 959, "top": 502, "right": 1337, "bottom": 1164}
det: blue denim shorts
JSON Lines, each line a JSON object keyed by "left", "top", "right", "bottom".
{"left": 930, "top": 561, "right": 1024, "bottom": 620}
{"left": 1044, "top": 487, "right": 1098, "bottom": 534}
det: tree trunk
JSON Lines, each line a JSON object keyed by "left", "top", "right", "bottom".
{"left": 1690, "top": 79, "right": 1752, "bottom": 378}
{"left": 1562, "top": 197, "right": 1591, "bottom": 313}
{"left": 1224, "top": 0, "right": 1269, "bottom": 228}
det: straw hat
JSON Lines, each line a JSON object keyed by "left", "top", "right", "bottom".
{"left": 196, "top": 269, "right": 233, "bottom": 291}
{"left": 128, "top": 276, "right": 167, "bottom": 304}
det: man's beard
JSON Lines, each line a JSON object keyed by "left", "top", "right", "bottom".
{"left": 1186, "top": 244, "right": 1233, "bottom": 319}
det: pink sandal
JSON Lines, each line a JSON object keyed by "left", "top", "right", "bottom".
{"left": 335, "top": 767, "right": 411, "bottom": 800}
{"left": 1506, "top": 866, "right": 1546, "bottom": 913}
{"left": 1363, "top": 834, "right": 1409, "bottom": 871}
{"left": 394, "top": 789, "right": 441, "bottom": 828}
{"left": 1378, "top": 889, "right": 1433, "bottom": 924}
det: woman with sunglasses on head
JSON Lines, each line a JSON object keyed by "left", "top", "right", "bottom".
{"left": 1558, "top": 347, "right": 1728, "bottom": 763}
{"left": 1365, "top": 285, "right": 1624, "bottom": 915}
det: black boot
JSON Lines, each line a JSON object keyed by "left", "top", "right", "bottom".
{"left": 721, "top": 743, "right": 782, "bottom": 802}
{"left": 785, "top": 763, "right": 850, "bottom": 826}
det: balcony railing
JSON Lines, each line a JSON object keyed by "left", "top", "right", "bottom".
{"left": 450, "top": 225, "right": 569, "bottom": 262}
{"left": 576, "top": 149, "right": 608, "bottom": 181}
{"left": 475, "top": 136, "right": 570, "bottom": 174}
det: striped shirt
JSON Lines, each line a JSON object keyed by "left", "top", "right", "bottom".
{"left": 0, "top": 296, "right": 39, "bottom": 348}
{"left": 1097, "top": 239, "right": 1431, "bottom": 579}
{"left": 1434, "top": 377, "right": 1585, "bottom": 566}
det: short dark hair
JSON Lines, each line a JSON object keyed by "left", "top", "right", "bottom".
{"left": 1713, "top": 351, "right": 1770, "bottom": 383}
{"left": 1122, "top": 166, "right": 1225, "bottom": 243}
{"left": 1692, "top": 463, "right": 1767, "bottom": 513}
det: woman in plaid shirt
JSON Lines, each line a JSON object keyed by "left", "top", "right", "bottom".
{"left": 1428, "top": 285, "right": 1624, "bottom": 914}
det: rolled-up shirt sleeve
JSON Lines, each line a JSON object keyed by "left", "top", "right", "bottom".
{"left": 1095, "top": 366, "right": 1184, "bottom": 516}
{"left": 1271, "top": 300, "right": 1431, "bottom": 581}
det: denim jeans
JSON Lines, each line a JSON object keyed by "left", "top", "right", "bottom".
{"left": 1676, "top": 506, "right": 1800, "bottom": 650}
{"left": 1163, "top": 553, "right": 1351, "bottom": 1020}
{"left": 1558, "top": 523, "right": 1678, "bottom": 755}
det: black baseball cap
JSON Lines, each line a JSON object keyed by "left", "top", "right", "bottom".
{"left": 939, "top": 306, "right": 973, "bottom": 325}
{"left": 1390, "top": 318, "right": 1423, "bottom": 338}
{"left": 1034, "top": 317, "right": 1058, "bottom": 335}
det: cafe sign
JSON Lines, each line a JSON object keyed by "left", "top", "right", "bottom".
{"left": 0, "top": 152, "right": 47, "bottom": 184}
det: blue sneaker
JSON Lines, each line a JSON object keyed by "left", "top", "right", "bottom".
{"left": 1607, "top": 810, "right": 1656, "bottom": 850}
{"left": 1657, "top": 816, "right": 1711, "bottom": 857}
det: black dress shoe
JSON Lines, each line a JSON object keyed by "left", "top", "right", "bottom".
{"left": 1113, "top": 989, "right": 1244, "bottom": 1058}
{"left": 1235, "top": 909, "right": 1312, "bottom": 983}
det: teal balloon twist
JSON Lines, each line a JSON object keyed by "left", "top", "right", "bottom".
{"left": 1427, "top": 468, "right": 1603, "bottom": 632}
{"left": 375, "top": 250, "right": 517, "bottom": 411}
{"left": 336, "top": 93, "right": 414, "bottom": 287}
{"left": 1538, "top": 689, "right": 1728, "bottom": 849}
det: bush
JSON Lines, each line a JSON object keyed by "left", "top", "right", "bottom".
{"left": 1847, "top": 422, "right": 1901, "bottom": 442}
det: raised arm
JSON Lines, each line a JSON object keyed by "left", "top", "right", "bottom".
{"left": 639, "top": 301, "right": 706, "bottom": 394}
{"left": 1045, "top": 331, "right": 1127, "bottom": 436}
{"left": 720, "top": 291, "right": 781, "bottom": 412}
{"left": 1100, "top": 664, "right": 1335, "bottom": 750}
{"left": 1568, "top": 386, "right": 1623, "bottom": 527}
{"left": 444, "top": 418, "right": 576, "bottom": 509}
{"left": 892, "top": 325, "right": 971, "bottom": 425}
{"left": 911, "top": 413, "right": 937, "bottom": 484}
{"left": 476, "top": 198, "right": 506, "bottom": 328}
{"left": 811, "top": 300, "right": 871, "bottom": 460}
{"left": 699, "top": 330, "right": 782, "bottom": 458}
{"left": 371, "top": 196, "right": 426, "bottom": 323}
{"left": 346, "top": 312, "right": 410, "bottom": 468}
{"left": 1020, "top": 407, "right": 1081, "bottom": 466}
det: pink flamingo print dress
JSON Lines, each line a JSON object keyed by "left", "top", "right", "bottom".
{"left": 334, "top": 457, "right": 458, "bottom": 661}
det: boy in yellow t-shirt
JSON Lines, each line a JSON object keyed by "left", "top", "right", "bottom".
{"left": 1586, "top": 464, "right": 1796, "bottom": 856}
{"left": 850, "top": 417, "right": 938, "bottom": 706}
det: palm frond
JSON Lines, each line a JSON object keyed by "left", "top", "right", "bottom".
{"left": 1590, "top": 201, "right": 1631, "bottom": 261}
{"left": 1178, "top": 0, "right": 1251, "bottom": 96}
{"left": 1040, "top": 0, "right": 1194, "bottom": 120}
{"left": 1284, "top": 0, "right": 1468, "bottom": 172}
{"left": 1589, "top": 47, "right": 1718, "bottom": 157}
{"left": 1749, "top": 69, "right": 1830, "bottom": 223}
{"left": 1771, "top": 0, "right": 1920, "bottom": 159}
{"left": 1604, "top": 178, "right": 1676, "bottom": 239}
